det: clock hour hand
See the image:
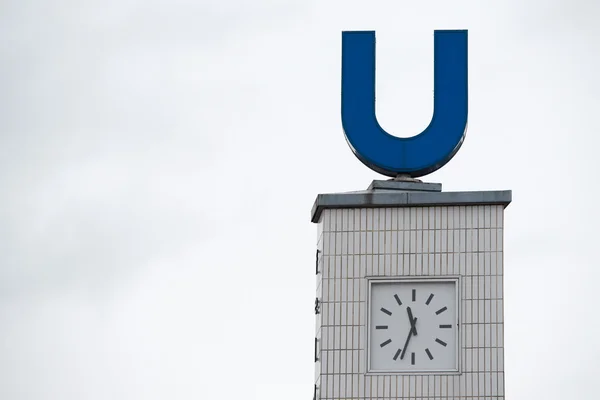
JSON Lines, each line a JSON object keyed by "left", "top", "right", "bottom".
{"left": 399, "top": 317, "right": 417, "bottom": 360}
{"left": 407, "top": 306, "right": 418, "bottom": 336}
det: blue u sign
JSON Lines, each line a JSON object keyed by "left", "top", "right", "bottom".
{"left": 341, "top": 30, "right": 468, "bottom": 178}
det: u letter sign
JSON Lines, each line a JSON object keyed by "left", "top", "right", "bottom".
{"left": 341, "top": 30, "right": 468, "bottom": 178}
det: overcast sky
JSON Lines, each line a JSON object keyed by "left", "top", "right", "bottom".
{"left": 1, "top": 1, "right": 599, "bottom": 399}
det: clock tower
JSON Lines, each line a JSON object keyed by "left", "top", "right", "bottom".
{"left": 311, "top": 181, "right": 510, "bottom": 399}
{"left": 310, "top": 30, "right": 512, "bottom": 399}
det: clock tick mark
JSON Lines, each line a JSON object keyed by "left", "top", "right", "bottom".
{"left": 393, "top": 348, "right": 402, "bottom": 361}
{"left": 435, "top": 306, "right": 447, "bottom": 315}
{"left": 425, "top": 348, "right": 434, "bottom": 360}
{"left": 394, "top": 294, "right": 402, "bottom": 306}
{"left": 411, "top": 352, "right": 415, "bottom": 365}
{"left": 439, "top": 324, "right": 452, "bottom": 329}
{"left": 381, "top": 307, "right": 392, "bottom": 316}
{"left": 412, "top": 289, "right": 416, "bottom": 302}
{"left": 435, "top": 338, "right": 447, "bottom": 347}
{"left": 380, "top": 339, "right": 392, "bottom": 347}
{"left": 375, "top": 325, "right": 388, "bottom": 330}
{"left": 426, "top": 293, "right": 434, "bottom": 305}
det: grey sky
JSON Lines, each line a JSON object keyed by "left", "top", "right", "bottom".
{"left": 1, "top": 1, "right": 599, "bottom": 399}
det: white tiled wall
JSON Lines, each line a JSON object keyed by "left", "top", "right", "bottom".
{"left": 314, "top": 205, "right": 505, "bottom": 399}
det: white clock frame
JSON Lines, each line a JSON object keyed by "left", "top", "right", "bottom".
{"left": 366, "top": 276, "right": 462, "bottom": 375}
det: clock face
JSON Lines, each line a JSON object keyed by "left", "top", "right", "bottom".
{"left": 368, "top": 278, "right": 459, "bottom": 373}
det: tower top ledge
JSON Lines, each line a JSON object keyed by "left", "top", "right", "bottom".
{"left": 311, "top": 180, "right": 511, "bottom": 223}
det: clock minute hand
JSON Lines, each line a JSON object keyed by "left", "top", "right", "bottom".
{"left": 399, "top": 317, "right": 417, "bottom": 360}
{"left": 407, "top": 306, "right": 418, "bottom": 336}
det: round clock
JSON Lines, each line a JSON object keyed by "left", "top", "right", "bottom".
{"left": 367, "top": 278, "right": 459, "bottom": 373}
